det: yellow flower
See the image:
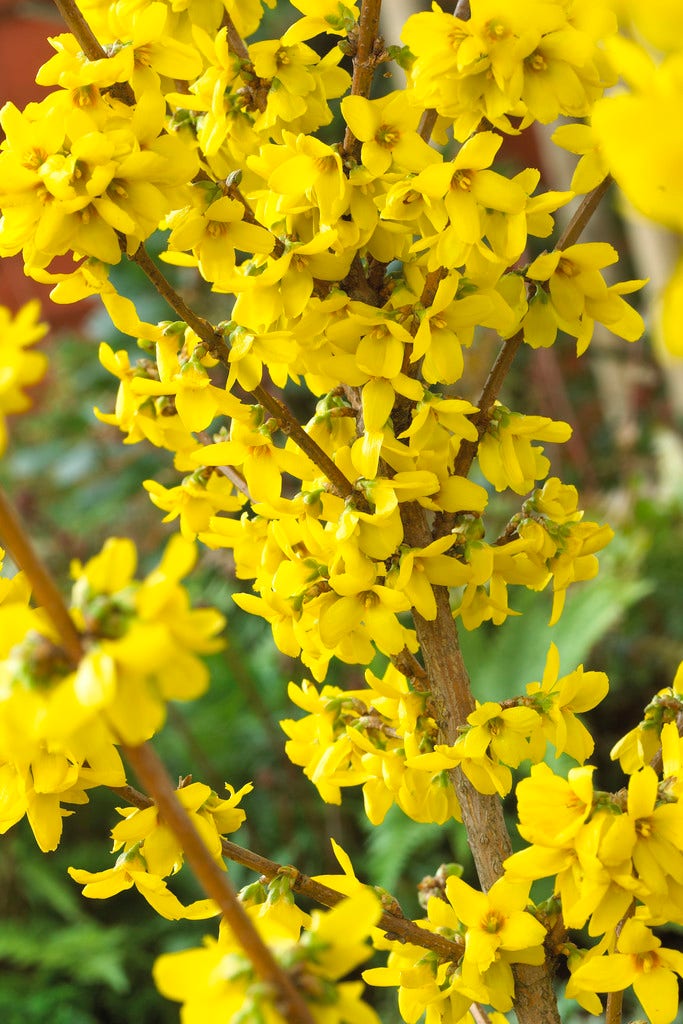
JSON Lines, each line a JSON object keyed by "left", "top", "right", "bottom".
{"left": 525, "top": 642, "right": 609, "bottom": 762}
{"left": 524, "top": 242, "right": 645, "bottom": 354}
{"left": 154, "top": 890, "right": 381, "bottom": 1023}
{"left": 194, "top": 411, "right": 318, "bottom": 506}
{"left": 283, "top": 0, "right": 358, "bottom": 45}
{"left": 341, "top": 91, "right": 440, "bottom": 178}
{"left": 0, "top": 301, "right": 48, "bottom": 453}
{"left": 163, "top": 191, "right": 274, "bottom": 291}
{"left": 569, "top": 919, "right": 683, "bottom": 1024}
{"left": 413, "top": 132, "right": 526, "bottom": 257}
{"left": 513, "top": 762, "right": 595, "bottom": 848}
{"left": 432, "top": 874, "right": 546, "bottom": 1000}
{"left": 478, "top": 404, "right": 572, "bottom": 495}
{"left": 111, "top": 780, "right": 252, "bottom": 877}
{"left": 68, "top": 849, "right": 218, "bottom": 921}
{"left": 321, "top": 546, "right": 412, "bottom": 657}
{"left": 591, "top": 47, "right": 683, "bottom": 233}
{"left": 144, "top": 471, "right": 245, "bottom": 541}
{"left": 551, "top": 122, "right": 610, "bottom": 194}
{"left": 621, "top": 765, "right": 683, "bottom": 896}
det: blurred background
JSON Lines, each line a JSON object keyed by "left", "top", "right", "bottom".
{"left": 1, "top": 1, "right": 682, "bottom": 1021}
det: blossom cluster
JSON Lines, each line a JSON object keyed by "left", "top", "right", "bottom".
{"left": 69, "top": 778, "right": 252, "bottom": 921}
{"left": 0, "top": 534, "right": 223, "bottom": 850}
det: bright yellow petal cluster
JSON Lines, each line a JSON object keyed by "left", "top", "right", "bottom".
{"left": 281, "top": 665, "right": 461, "bottom": 826}
{"left": 68, "top": 779, "right": 251, "bottom": 921}
{"left": 154, "top": 888, "right": 382, "bottom": 1024}
{"left": 402, "top": 0, "right": 617, "bottom": 140}
{"left": 0, "top": 534, "right": 225, "bottom": 852}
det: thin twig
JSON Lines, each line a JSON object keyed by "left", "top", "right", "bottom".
{"left": 109, "top": 781, "right": 466, "bottom": 963}
{"left": 0, "top": 486, "right": 312, "bottom": 1022}
{"left": 557, "top": 175, "right": 613, "bottom": 251}
{"left": 123, "top": 742, "right": 316, "bottom": 1024}
{"left": 52, "top": 0, "right": 106, "bottom": 61}
{"left": 0, "top": 487, "right": 83, "bottom": 663}
{"left": 222, "top": 10, "right": 250, "bottom": 63}
{"left": 56, "top": 0, "right": 355, "bottom": 500}
{"left": 128, "top": 249, "right": 358, "bottom": 501}
{"left": 197, "top": 432, "right": 251, "bottom": 498}
{"left": 449, "top": 328, "right": 523, "bottom": 483}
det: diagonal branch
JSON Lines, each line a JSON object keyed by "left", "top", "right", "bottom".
{"left": 110, "top": 783, "right": 466, "bottom": 963}
{"left": 121, "top": 248, "right": 359, "bottom": 501}
{"left": 122, "top": 743, "right": 316, "bottom": 1024}
{"left": 222, "top": 10, "right": 250, "bottom": 63}
{"left": 0, "top": 486, "right": 314, "bottom": 1023}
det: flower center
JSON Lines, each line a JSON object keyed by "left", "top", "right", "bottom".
{"left": 482, "top": 910, "right": 504, "bottom": 933}
{"left": 451, "top": 169, "right": 473, "bottom": 191}
{"left": 527, "top": 52, "right": 547, "bottom": 72}
{"left": 376, "top": 124, "right": 400, "bottom": 148}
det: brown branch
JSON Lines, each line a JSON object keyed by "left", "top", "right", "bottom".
{"left": 109, "top": 782, "right": 465, "bottom": 963}
{"left": 0, "top": 487, "right": 84, "bottom": 664}
{"left": 251, "top": 384, "right": 359, "bottom": 501}
{"left": 197, "top": 432, "right": 251, "bottom": 498}
{"left": 420, "top": 267, "right": 447, "bottom": 309}
{"left": 604, "top": 988, "right": 624, "bottom": 1024}
{"left": 449, "top": 328, "right": 524, "bottom": 484}
{"left": 52, "top": 0, "right": 135, "bottom": 105}
{"left": 52, "top": 0, "right": 106, "bottom": 61}
{"left": 0, "top": 487, "right": 310, "bottom": 1022}
{"left": 398, "top": 498, "right": 561, "bottom": 1024}
{"left": 343, "top": 0, "right": 383, "bottom": 157}
{"left": 222, "top": 10, "right": 250, "bottom": 63}
{"left": 470, "top": 1005, "right": 492, "bottom": 1024}
{"left": 123, "top": 743, "right": 316, "bottom": 1024}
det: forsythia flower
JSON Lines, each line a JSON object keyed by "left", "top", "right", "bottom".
{"left": 110, "top": 780, "right": 252, "bottom": 877}
{"left": 68, "top": 850, "right": 219, "bottom": 921}
{"left": 523, "top": 242, "right": 645, "bottom": 355}
{"left": 569, "top": 919, "right": 683, "bottom": 1024}
{"left": 427, "top": 875, "right": 546, "bottom": 1012}
{"left": 525, "top": 642, "right": 609, "bottom": 762}
{"left": 478, "top": 404, "right": 572, "bottom": 495}
{"left": 68, "top": 779, "right": 252, "bottom": 920}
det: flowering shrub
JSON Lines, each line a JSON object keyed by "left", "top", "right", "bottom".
{"left": 1, "top": 1, "right": 682, "bottom": 1023}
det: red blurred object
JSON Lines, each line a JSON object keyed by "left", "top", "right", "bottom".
{"left": 0, "top": 1, "right": 92, "bottom": 327}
